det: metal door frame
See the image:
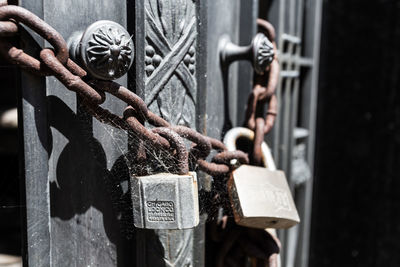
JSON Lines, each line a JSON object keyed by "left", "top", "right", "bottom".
{"left": 261, "top": 0, "right": 323, "bottom": 266}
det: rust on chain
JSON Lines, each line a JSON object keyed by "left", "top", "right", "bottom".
{"left": 208, "top": 138, "right": 227, "bottom": 151}
{"left": 245, "top": 21, "right": 279, "bottom": 134}
{"left": 147, "top": 110, "right": 170, "bottom": 127}
{"left": 197, "top": 159, "right": 230, "bottom": 177}
{"left": 126, "top": 102, "right": 232, "bottom": 175}
{"left": 212, "top": 151, "right": 249, "bottom": 165}
{"left": 0, "top": 7, "right": 282, "bottom": 261}
{"left": 0, "top": 20, "right": 17, "bottom": 36}
{"left": 66, "top": 57, "right": 87, "bottom": 77}
{"left": 0, "top": 5, "right": 68, "bottom": 64}
{"left": 123, "top": 107, "right": 171, "bottom": 150}
{"left": 123, "top": 106, "right": 234, "bottom": 175}
{"left": 40, "top": 49, "right": 104, "bottom": 104}
{"left": 245, "top": 84, "right": 263, "bottom": 130}
{"left": 121, "top": 103, "right": 237, "bottom": 176}
{"left": 264, "top": 94, "right": 277, "bottom": 133}
{"left": 0, "top": 39, "right": 84, "bottom": 77}
{"left": 0, "top": 41, "right": 49, "bottom": 76}
{"left": 0, "top": 4, "right": 249, "bottom": 177}
{"left": 171, "top": 126, "right": 212, "bottom": 158}
{"left": 82, "top": 99, "right": 128, "bottom": 130}
{"left": 197, "top": 148, "right": 248, "bottom": 176}
{"left": 152, "top": 127, "right": 189, "bottom": 175}
{"left": 253, "top": 117, "right": 266, "bottom": 166}
{"left": 245, "top": 83, "right": 278, "bottom": 135}
{"left": 92, "top": 80, "right": 148, "bottom": 120}
{"left": 243, "top": 19, "right": 279, "bottom": 165}
{"left": 253, "top": 59, "right": 279, "bottom": 102}
{"left": 257, "top": 19, "right": 276, "bottom": 41}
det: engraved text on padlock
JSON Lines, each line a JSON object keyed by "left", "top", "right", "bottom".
{"left": 131, "top": 172, "right": 199, "bottom": 230}
{"left": 224, "top": 127, "right": 300, "bottom": 229}
{"left": 229, "top": 165, "right": 299, "bottom": 229}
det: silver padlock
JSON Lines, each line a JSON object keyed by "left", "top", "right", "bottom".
{"left": 131, "top": 172, "right": 199, "bottom": 229}
{"left": 130, "top": 128, "right": 199, "bottom": 230}
{"left": 224, "top": 127, "right": 300, "bottom": 229}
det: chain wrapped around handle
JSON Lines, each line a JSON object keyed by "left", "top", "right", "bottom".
{"left": 0, "top": 3, "right": 250, "bottom": 177}
{"left": 0, "top": 3, "right": 282, "bottom": 267}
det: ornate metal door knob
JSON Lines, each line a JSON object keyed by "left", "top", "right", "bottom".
{"left": 68, "top": 20, "right": 134, "bottom": 80}
{"left": 219, "top": 33, "right": 274, "bottom": 75}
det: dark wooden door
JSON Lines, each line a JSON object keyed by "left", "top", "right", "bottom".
{"left": 19, "top": 0, "right": 258, "bottom": 266}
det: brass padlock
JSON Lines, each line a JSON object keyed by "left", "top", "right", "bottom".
{"left": 224, "top": 127, "right": 300, "bottom": 229}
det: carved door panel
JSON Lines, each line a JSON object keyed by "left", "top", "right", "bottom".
{"left": 19, "top": 0, "right": 258, "bottom": 266}
{"left": 131, "top": 0, "right": 258, "bottom": 266}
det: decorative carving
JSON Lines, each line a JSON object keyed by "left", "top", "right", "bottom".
{"left": 86, "top": 25, "right": 133, "bottom": 79}
{"left": 70, "top": 20, "right": 134, "bottom": 80}
{"left": 183, "top": 46, "right": 196, "bottom": 74}
{"left": 141, "top": 0, "right": 198, "bottom": 266}
{"left": 145, "top": 45, "right": 163, "bottom": 76}
{"left": 144, "top": 0, "right": 197, "bottom": 129}
{"left": 252, "top": 33, "right": 274, "bottom": 74}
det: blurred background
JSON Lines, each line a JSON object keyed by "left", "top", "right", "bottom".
{"left": 0, "top": 0, "right": 399, "bottom": 266}
{"left": 311, "top": 0, "right": 400, "bottom": 266}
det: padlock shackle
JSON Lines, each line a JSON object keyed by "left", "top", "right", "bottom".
{"left": 152, "top": 127, "right": 189, "bottom": 175}
{"left": 223, "top": 127, "right": 276, "bottom": 170}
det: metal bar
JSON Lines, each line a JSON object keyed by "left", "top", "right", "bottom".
{"left": 272, "top": 73, "right": 283, "bottom": 168}
{"left": 280, "top": 70, "right": 300, "bottom": 78}
{"left": 281, "top": 34, "right": 302, "bottom": 44}
{"left": 282, "top": 42, "right": 302, "bottom": 267}
{"left": 271, "top": 0, "right": 285, "bottom": 163}
{"left": 288, "top": 0, "right": 295, "bottom": 35}
{"left": 279, "top": 55, "right": 313, "bottom": 67}
{"left": 296, "top": 0, "right": 304, "bottom": 38}
{"left": 281, "top": 40, "right": 295, "bottom": 178}
{"left": 278, "top": 2, "right": 304, "bottom": 266}
{"left": 284, "top": 14, "right": 304, "bottom": 264}
{"left": 279, "top": 75, "right": 293, "bottom": 267}
{"left": 298, "top": 0, "right": 324, "bottom": 266}
{"left": 284, "top": 75, "right": 300, "bottom": 267}
{"left": 297, "top": 57, "right": 314, "bottom": 67}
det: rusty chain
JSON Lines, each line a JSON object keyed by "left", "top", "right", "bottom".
{"left": 0, "top": 4, "right": 278, "bottom": 176}
{"left": 244, "top": 19, "right": 279, "bottom": 166}
{"left": 0, "top": 3, "right": 282, "bottom": 266}
{"left": 0, "top": 3, "right": 254, "bottom": 177}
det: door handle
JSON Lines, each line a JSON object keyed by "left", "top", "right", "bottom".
{"left": 68, "top": 20, "right": 134, "bottom": 80}
{"left": 219, "top": 32, "right": 274, "bottom": 75}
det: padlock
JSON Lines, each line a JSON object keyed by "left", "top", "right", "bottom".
{"left": 223, "top": 127, "right": 300, "bottom": 229}
{"left": 130, "top": 128, "right": 199, "bottom": 230}
{"left": 131, "top": 172, "right": 199, "bottom": 229}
